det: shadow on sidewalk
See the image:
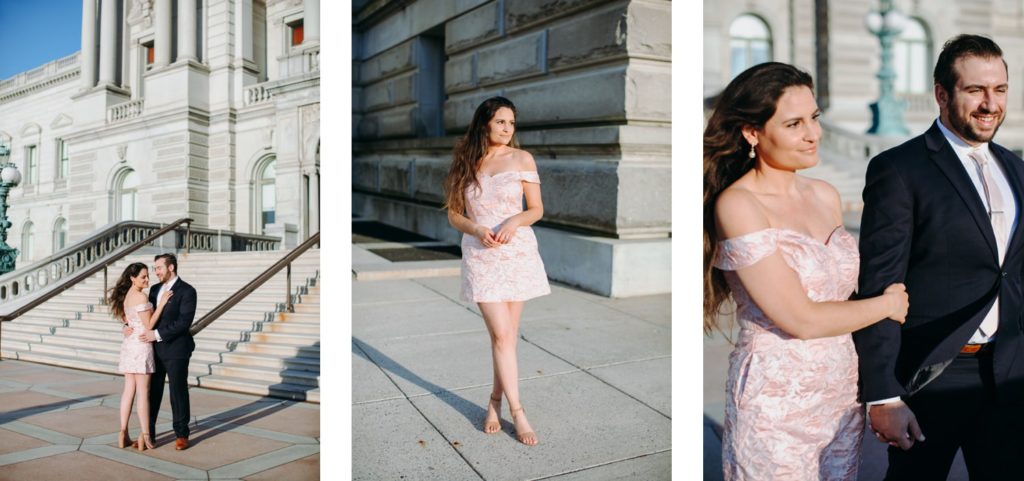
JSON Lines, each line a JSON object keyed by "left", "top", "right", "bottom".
{"left": 0, "top": 394, "right": 106, "bottom": 423}
{"left": 174, "top": 396, "right": 294, "bottom": 447}
{"left": 353, "top": 337, "right": 486, "bottom": 428}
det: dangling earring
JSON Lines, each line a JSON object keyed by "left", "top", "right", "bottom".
{"left": 748, "top": 144, "right": 757, "bottom": 159}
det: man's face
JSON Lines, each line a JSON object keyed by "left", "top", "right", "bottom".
{"left": 938, "top": 55, "right": 1008, "bottom": 146}
{"left": 153, "top": 258, "right": 173, "bottom": 282}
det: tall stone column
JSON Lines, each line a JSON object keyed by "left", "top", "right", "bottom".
{"left": 154, "top": 0, "right": 172, "bottom": 67}
{"left": 98, "top": 0, "right": 117, "bottom": 84}
{"left": 303, "top": 0, "right": 319, "bottom": 43}
{"left": 80, "top": 0, "right": 97, "bottom": 88}
{"left": 178, "top": 0, "right": 197, "bottom": 61}
{"left": 235, "top": 0, "right": 254, "bottom": 61}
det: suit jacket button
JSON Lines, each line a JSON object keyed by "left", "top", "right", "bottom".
{"left": 1003, "top": 271, "right": 1009, "bottom": 278}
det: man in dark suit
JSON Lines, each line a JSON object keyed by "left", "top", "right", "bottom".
{"left": 138, "top": 253, "right": 197, "bottom": 450}
{"left": 854, "top": 34, "right": 1024, "bottom": 479}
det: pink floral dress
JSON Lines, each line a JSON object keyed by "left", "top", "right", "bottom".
{"left": 713, "top": 228, "right": 863, "bottom": 481}
{"left": 461, "top": 170, "right": 551, "bottom": 303}
{"left": 118, "top": 302, "right": 155, "bottom": 374}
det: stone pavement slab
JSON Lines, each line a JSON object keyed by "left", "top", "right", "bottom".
{"left": 354, "top": 331, "right": 578, "bottom": 398}
{"left": 587, "top": 357, "right": 672, "bottom": 417}
{"left": 544, "top": 450, "right": 672, "bottom": 480}
{"left": 409, "top": 372, "right": 671, "bottom": 481}
{"left": 522, "top": 313, "right": 671, "bottom": 369}
{"left": 353, "top": 298, "right": 485, "bottom": 340}
{"left": 352, "top": 398, "right": 481, "bottom": 481}
{"left": 352, "top": 339, "right": 407, "bottom": 404}
{"left": 352, "top": 278, "right": 443, "bottom": 305}
{"left": 0, "top": 360, "right": 319, "bottom": 480}
{"left": 243, "top": 452, "right": 319, "bottom": 481}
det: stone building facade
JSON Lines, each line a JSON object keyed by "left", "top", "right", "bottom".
{"left": 0, "top": 0, "right": 321, "bottom": 263}
{"left": 704, "top": 0, "right": 1024, "bottom": 150}
{"left": 352, "top": 0, "right": 672, "bottom": 297}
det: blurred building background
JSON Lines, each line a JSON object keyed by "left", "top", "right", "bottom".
{"left": 0, "top": 0, "right": 321, "bottom": 261}
{"left": 705, "top": 0, "right": 1024, "bottom": 227}
{"left": 352, "top": 0, "right": 672, "bottom": 297}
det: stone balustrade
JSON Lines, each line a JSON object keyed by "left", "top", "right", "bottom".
{"left": 107, "top": 99, "right": 144, "bottom": 124}
{"left": 245, "top": 83, "right": 274, "bottom": 106}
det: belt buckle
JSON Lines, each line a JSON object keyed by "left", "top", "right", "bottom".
{"left": 960, "top": 343, "right": 983, "bottom": 355}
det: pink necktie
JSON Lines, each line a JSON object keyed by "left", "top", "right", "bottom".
{"left": 969, "top": 149, "right": 1006, "bottom": 337}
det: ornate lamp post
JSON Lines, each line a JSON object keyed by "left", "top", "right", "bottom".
{"left": 865, "top": 0, "right": 910, "bottom": 136}
{"left": 0, "top": 144, "right": 21, "bottom": 275}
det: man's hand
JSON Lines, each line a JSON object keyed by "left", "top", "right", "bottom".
{"left": 869, "top": 400, "right": 925, "bottom": 450}
{"left": 138, "top": 330, "right": 157, "bottom": 343}
{"left": 122, "top": 325, "right": 132, "bottom": 338}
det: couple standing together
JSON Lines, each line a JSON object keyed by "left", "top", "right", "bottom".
{"left": 704, "top": 34, "right": 1024, "bottom": 480}
{"left": 109, "top": 253, "right": 197, "bottom": 452}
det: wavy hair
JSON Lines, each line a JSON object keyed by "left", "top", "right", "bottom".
{"left": 443, "top": 96, "right": 521, "bottom": 215}
{"left": 106, "top": 262, "right": 148, "bottom": 320}
{"left": 703, "top": 62, "right": 814, "bottom": 335}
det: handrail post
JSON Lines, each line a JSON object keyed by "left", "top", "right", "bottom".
{"left": 286, "top": 263, "right": 293, "bottom": 313}
{"left": 103, "top": 265, "right": 108, "bottom": 294}
{"left": 185, "top": 221, "right": 192, "bottom": 254}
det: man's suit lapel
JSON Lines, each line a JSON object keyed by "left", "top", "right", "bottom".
{"left": 925, "top": 122, "right": 1001, "bottom": 263}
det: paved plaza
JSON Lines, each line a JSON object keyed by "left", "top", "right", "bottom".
{"left": 352, "top": 245, "right": 672, "bottom": 480}
{"left": 0, "top": 360, "right": 319, "bottom": 480}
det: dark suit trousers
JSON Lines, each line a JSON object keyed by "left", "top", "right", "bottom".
{"left": 885, "top": 350, "right": 1012, "bottom": 480}
{"left": 148, "top": 355, "right": 191, "bottom": 439}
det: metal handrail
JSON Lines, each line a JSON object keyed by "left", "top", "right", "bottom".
{"left": 0, "top": 218, "right": 193, "bottom": 323}
{"left": 190, "top": 232, "right": 320, "bottom": 336}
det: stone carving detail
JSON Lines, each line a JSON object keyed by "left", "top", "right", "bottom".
{"left": 117, "top": 145, "right": 127, "bottom": 163}
{"left": 127, "top": 0, "right": 153, "bottom": 27}
{"left": 300, "top": 103, "right": 319, "bottom": 164}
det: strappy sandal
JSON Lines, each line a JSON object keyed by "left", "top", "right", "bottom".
{"left": 510, "top": 405, "right": 538, "bottom": 446}
{"left": 483, "top": 394, "right": 502, "bottom": 434}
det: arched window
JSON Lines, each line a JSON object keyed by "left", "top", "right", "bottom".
{"left": 20, "top": 221, "right": 33, "bottom": 262}
{"left": 894, "top": 18, "right": 931, "bottom": 94}
{"left": 53, "top": 217, "right": 67, "bottom": 252}
{"left": 114, "top": 169, "right": 139, "bottom": 221}
{"left": 256, "top": 158, "right": 276, "bottom": 234}
{"left": 729, "top": 14, "right": 772, "bottom": 79}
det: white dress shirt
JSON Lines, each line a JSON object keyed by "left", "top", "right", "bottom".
{"left": 153, "top": 275, "right": 178, "bottom": 343}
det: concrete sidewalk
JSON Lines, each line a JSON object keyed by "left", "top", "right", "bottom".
{"left": 0, "top": 360, "right": 319, "bottom": 480}
{"left": 352, "top": 245, "right": 671, "bottom": 480}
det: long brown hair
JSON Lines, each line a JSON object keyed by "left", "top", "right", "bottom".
{"left": 443, "top": 96, "right": 521, "bottom": 214}
{"left": 106, "top": 262, "right": 147, "bottom": 320}
{"left": 703, "top": 62, "right": 814, "bottom": 335}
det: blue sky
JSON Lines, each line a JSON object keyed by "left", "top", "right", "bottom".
{"left": 0, "top": 0, "right": 82, "bottom": 80}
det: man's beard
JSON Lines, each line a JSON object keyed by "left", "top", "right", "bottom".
{"left": 947, "top": 97, "right": 1004, "bottom": 143}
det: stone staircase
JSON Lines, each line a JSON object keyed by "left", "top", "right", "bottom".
{"left": 0, "top": 249, "right": 320, "bottom": 402}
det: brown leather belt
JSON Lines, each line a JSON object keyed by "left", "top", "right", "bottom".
{"left": 960, "top": 343, "right": 993, "bottom": 355}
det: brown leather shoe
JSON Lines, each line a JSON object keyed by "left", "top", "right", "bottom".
{"left": 175, "top": 437, "right": 189, "bottom": 450}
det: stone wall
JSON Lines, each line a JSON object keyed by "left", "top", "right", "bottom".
{"left": 353, "top": 0, "right": 672, "bottom": 239}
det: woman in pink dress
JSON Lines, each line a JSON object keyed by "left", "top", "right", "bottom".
{"left": 444, "top": 96, "right": 550, "bottom": 446}
{"left": 108, "top": 262, "right": 171, "bottom": 451}
{"left": 702, "top": 62, "right": 910, "bottom": 479}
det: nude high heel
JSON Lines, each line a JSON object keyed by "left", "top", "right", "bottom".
{"left": 510, "top": 405, "right": 538, "bottom": 446}
{"left": 118, "top": 429, "right": 132, "bottom": 449}
{"left": 483, "top": 394, "right": 502, "bottom": 434}
{"left": 137, "top": 432, "right": 154, "bottom": 451}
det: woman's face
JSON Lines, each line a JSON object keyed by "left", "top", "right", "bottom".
{"left": 131, "top": 268, "right": 150, "bottom": 290}
{"left": 749, "top": 86, "right": 822, "bottom": 171}
{"left": 486, "top": 107, "right": 516, "bottom": 147}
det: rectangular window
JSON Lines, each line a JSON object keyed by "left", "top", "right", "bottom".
{"left": 25, "top": 145, "right": 38, "bottom": 184}
{"left": 290, "top": 20, "right": 304, "bottom": 46}
{"left": 56, "top": 139, "right": 69, "bottom": 179}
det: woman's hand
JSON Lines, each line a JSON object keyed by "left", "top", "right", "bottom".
{"left": 494, "top": 219, "right": 521, "bottom": 244}
{"left": 883, "top": 283, "right": 909, "bottom": 324}
{"left": 474, "top": 224, "right": 500, "bottom": 248}
{"left": 158, "top": 290, "right": 174, "bottom": 308}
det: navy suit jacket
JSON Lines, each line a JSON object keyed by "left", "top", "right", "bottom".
{"left": 854, "top": 121, "right": 1024, "bottom": 404}
{"left": 149, "top": 277, "right": 197, "bottom": 360}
